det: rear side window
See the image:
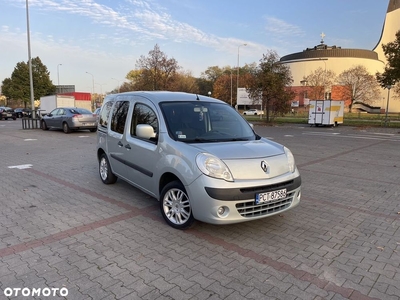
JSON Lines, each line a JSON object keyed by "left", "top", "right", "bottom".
{"left": 111, "top": 101, "right": 130, "bottom": 134}
{"left": 70, "top": 108, "right": 91, "bottom": 114}
{"left": 130, "top": 103, "right": 158, "bottom": 140}
{"left": 99, "top": 101, "right": 114, "bottom": 128}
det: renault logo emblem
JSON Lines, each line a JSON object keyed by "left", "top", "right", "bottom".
{"left": 261, "top": 161, "right": 269, "bottom": 173}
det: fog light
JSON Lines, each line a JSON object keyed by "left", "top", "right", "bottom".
{"left": 217, "top": 206, "right": 229, "bottom": 218}
{"left": 217, "top": 207, "right": 225, "bottom": 215}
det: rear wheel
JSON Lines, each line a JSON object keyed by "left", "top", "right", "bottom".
{"left": 160, "top": 181, "right": 194, "bottom": 229}
{"left": 99, "top": 153, "right": 117, "bottom": 184}
{"left": 63, "top": 122, "right": 71, "bottom": 134}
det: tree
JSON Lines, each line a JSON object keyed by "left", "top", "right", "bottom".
{"left": 337, "top": 65, "right": 381, "bottom": 112}
{"left": 303, "top": 67, "right": 336, "bottom": 100}
{"left": 1, "top": 57, "right": 55, "bottom": 107}
{"left": 246, "top": 50, "right": 294, "bottom": 122}
{"left": 134, "top": 44, "right": 180, "bottom": 90}
{"left": 213, "top": 66, "right": 255, "bottom": 106}
{"left": 168, "top": 71, "right": 199, "bottom": 93}
{"left": 376, "top": 30, "right": 400, "bottom": 96}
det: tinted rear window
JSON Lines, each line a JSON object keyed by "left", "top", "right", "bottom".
{"left": 69, "top": 108, "right": 92, "bottom": 114}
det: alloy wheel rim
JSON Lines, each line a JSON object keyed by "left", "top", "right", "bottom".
{"left": 163, "top": 188, "right": 191, "bottom": 225}
{"left": 100, "top": 158, "right": 108, "bottom": 180}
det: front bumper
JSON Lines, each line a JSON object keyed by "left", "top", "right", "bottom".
{"left": 186, "top": 172, "right": 301, "bottom": 225}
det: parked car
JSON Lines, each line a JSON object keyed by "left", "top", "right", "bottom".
{"left": 41, "top": 107, "right": 98, "bottom": 133}
{"left": 243, "top": 109, "right": 264, "bottom": 116}
{"left": 0, "top": 107, "right": 17, "bottom": 120}
{"left": 93, "top": 108, "right": 101, "bottom": 116}
{"left": 14, "top": 108, "right": 30, "bottom": 118}
{"left": 97, "top": 91, "right": 301, "bottom": 229}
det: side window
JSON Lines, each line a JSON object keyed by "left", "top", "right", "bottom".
{"left": 99, "top": 101, "right": 114, "bottom": 128}
{"left": 130, "top": 103, "right": 158, "bottom": 140}
{"left": 110, "top": 101, "right": 129, "bottom": 134}
{"left": 50, "top": 108, "right": 59, "bottom": 115}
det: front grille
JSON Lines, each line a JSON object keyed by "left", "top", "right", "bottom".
{"left": 235, "top": 191, "right": 294, "bottom": 218}
{"left": 240, "top": 180, "right": 294, "bottom": 194}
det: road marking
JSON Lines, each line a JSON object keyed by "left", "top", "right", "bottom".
{"left": 8, "top": 164, "right": 33, "bottom": 169}
{"left": 78, "top": 136, "right": 89, "bottom": 138}
{"left": 303, "top": 132, "right": 400, "bottom": 142}
{"left": 24, "top": 139, "right": 37, "bottom": 141}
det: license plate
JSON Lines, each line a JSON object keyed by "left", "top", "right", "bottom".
{"left": 82, "top": 123, "right": 94, "bottom": 126}
{"left": 255, "top": 188, "right": 287, "bottom": 204}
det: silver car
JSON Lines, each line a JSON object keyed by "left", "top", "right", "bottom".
{"left": 41, "top": 107, "right": 98, "bottom": 133}
{"left": 97, "top": 92, "right": 301, "bottom": 229}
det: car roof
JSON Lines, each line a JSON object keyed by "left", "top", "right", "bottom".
{"left": 55, "top": 107, "right": 91, "bottom": 110}
{"left": 102, "top": 91, "right": 225, "bottom": 106}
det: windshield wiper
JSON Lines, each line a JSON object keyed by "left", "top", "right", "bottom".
{"left": 192, "top": 138, "right": 219, "bottom": 142}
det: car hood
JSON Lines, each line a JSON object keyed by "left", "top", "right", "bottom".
{"left": 191, "top": 138, "right": 290, "bottom": 180}
{"left": 191, "top": 138, "right": 283, "bottom": 159}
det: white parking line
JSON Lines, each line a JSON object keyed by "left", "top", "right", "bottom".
{"left": 8, "top": 164, "right": 33, "bottom": 169}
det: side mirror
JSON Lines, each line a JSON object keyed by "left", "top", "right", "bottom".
{"left": 47, "top": 114, "right": 52, "bottom": 117}
{"left": 136, "top": 124, "right": 156, "bottom": 139}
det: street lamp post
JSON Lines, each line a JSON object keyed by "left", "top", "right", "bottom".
{"left": 111, "top": 78, "right": 121, "bottom": 93}
{"left": 57, "top": 64, "right": 62, "bottom": 87}
{"left": 26, "top": 0, "right": 35, "bottom": 117}
{"left": 86, "top": 71, "right": 95, "bottom": 94}
{"left": 230, "top": 69, "right": 233, "bottom": 107}
{"left": 319, "top": 58, "right": 327, "bottom": 99}
{"left": 300, "top": 79, "right": 308, "bottom": 112}
{"left": 237, "top": 43, "right": 247, "bottom": 104}
{"left": 86, "top": 72, "right": 95, "bottom": 110}
{"left": 385, "top": 85, "right": 392, "bottom": 127}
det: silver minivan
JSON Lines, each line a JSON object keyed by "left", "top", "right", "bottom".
{"left": 96, "top": 91, "right": 301, "bottom": 229}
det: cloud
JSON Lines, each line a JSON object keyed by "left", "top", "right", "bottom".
{"left": 264, "top": 16, "right": 305, "bottom": 38}
{"left": 13, "top": 0, "right": 265, "bottom": 56}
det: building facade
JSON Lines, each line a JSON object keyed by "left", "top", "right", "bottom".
{"left": 280, "top": 0, "right": 400, "bottom": 113}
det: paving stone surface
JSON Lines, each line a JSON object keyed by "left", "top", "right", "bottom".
{"left": 0, "top": 120, "right": 399, "bottom": 299}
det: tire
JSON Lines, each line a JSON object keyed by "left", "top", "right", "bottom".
{"left": 63, "top": 122, "right": 71, "bottom": 134}
{"left": 89, "top": 128, "right": 97, "bottom": 132}
{"left": 99, "top": 153, "right": 117, "bottom": 184}
{"left": 41, "top": 120, "right": 49, "bottom": 130}
{"left": 160, "top": 181, "right": 194, "bottom": 229}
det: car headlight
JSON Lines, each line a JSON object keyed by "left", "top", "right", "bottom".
{"left": 196, "top": 153, "right": 234, "bottom": 182}
{"left": 284, "top": 147, "right": 296, "bottom": 173}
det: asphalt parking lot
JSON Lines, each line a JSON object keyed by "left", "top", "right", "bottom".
{"left": 1, "top": 119, "right": 400, "bottom": 300}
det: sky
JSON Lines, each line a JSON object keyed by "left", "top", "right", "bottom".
{"left": 0, "top": 0, "right": 390, "bottom": 94}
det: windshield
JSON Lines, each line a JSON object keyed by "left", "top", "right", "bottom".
{"left": 160, "top": 101, "right": 256, "bottom": 142}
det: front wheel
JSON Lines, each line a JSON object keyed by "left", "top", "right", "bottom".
{"left": 99, "top": 153, "right": 117, "bottom": 184}
{"left": 41, "top": 120, "right": 49, "bottom": 130}
{"left": 160, "top": 181, "right": 194, "bottom": 229}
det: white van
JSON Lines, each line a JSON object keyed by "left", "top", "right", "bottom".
{"left": 96, "top": 91, "right": 301, "bottom": 229}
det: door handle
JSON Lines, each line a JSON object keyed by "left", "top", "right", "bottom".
{"left": 125, "top": 144, "right": 131, "bottom": 150}
{"left": 118, "top": 141, "right": 123, "bottom": 147}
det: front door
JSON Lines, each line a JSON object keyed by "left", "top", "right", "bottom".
{"left": 124, "top": 97, "right": 160, "bottom": 196}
